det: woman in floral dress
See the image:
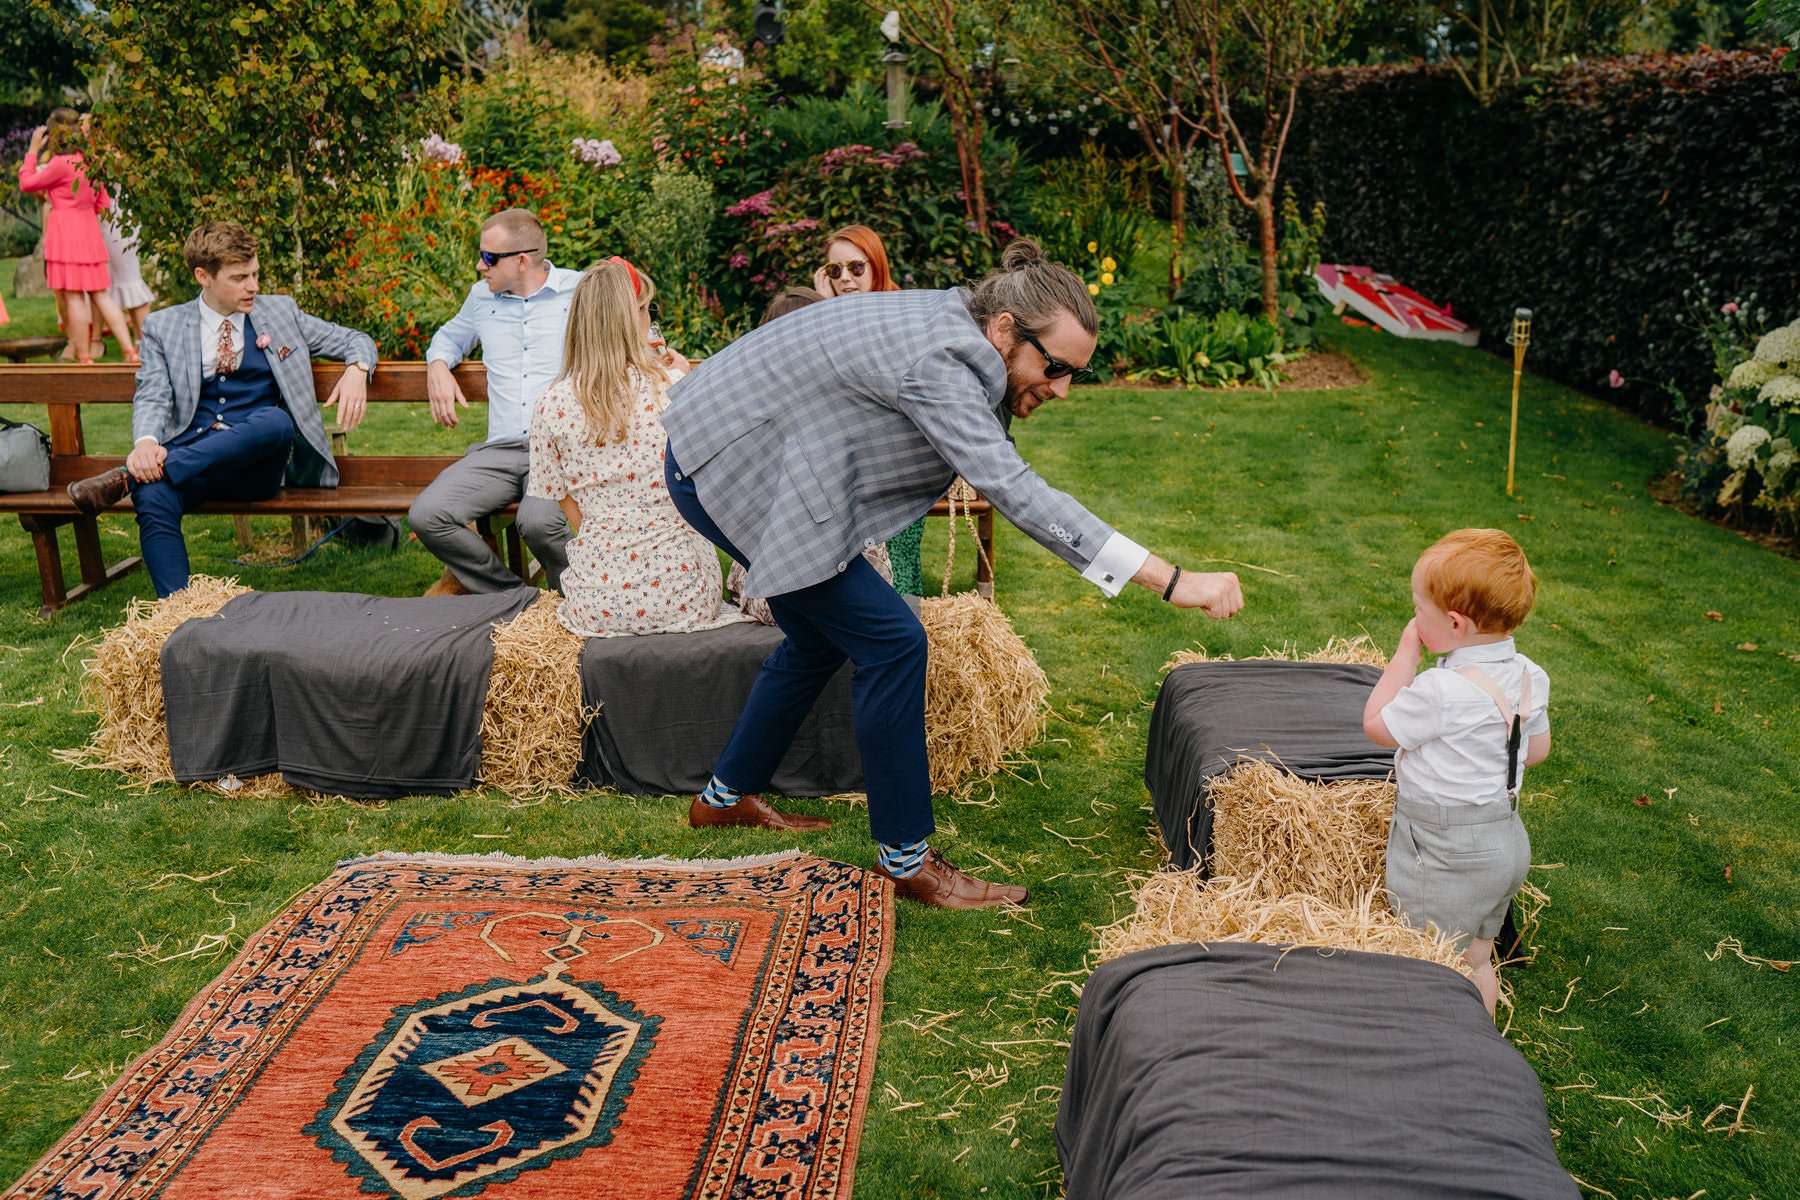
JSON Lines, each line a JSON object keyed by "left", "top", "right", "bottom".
{"left": 527, "top": 260, "right": 739, "bottom": 638}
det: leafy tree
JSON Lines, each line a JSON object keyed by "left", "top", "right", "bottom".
{"left": 81, "top": 0, "right": 455, "bottom": 299}
{"left": 1177, "top": 0, "right": 1362, "bottom": 321}
{"left": 874, "top": 0, "right": 1014, "bottom": 233}
{"left": 531, "top": 0, "right": 669, "bottom": 64}
{"left": 1754, "top": 0, "right": 1800, "bottom": 68}
{"left": 1029, "top": 0, "right": 1213, "bottom": 297}
{"left": 0, "top": 0, "right": 89, "bottom": 103}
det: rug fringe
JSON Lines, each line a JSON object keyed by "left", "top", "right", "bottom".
{"left": 341, "top": 848, "right": 811, "bottom": 872}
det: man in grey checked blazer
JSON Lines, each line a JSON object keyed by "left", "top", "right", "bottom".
{"left": 663, "top": 239, "right": 1243, "bottom": 909}
{"left": 66, "top": 221, "right": 376, "bottom": 596}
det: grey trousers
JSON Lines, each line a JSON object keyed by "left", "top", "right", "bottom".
{"left": 408, "top": 437, "right": 570, "bottom": 593}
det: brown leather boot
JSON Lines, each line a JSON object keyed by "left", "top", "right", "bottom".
{"left": 66, "top": 467, "right": 130, "bottom": 514}
{"left": 876, "top": 849, "right": 1029, "bottom": 909}
{"left": 423, "top": 568, "right": 471, "bottom": 598}
{"left": 687, "top": 793, "right": 832, "bottom": 832}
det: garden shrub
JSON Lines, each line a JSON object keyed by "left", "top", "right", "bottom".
{"left": 1679, "top": 311, "right": 1800, "bottom": 535}
{"left": 1283, "top": 51, "right": 1800, "bottom": 424}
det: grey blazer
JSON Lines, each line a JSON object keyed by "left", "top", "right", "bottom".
{"left": 662, "top": 287, "right": 1115, "bottom": 597}
{"left": 131, "top": 294, "right": 378, "bottom": 487}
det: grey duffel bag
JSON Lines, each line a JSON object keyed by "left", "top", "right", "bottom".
{"left": 0, "top": 416, "right": 51, "bottom": 493}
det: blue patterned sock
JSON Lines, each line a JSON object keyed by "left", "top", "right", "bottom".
{"left": 877, "top": 838, "right": 930, "bottom": 879}
{"left": 700, "top": 775, "right": 742, "bottom": 809}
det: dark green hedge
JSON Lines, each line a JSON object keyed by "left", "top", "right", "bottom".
{"left": 1283, "top": 52, "right": 1800, "bottom": 424}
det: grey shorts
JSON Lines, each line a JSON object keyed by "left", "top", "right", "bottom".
{"left": 1386, "top": 796, "right": 1530, "bottom": 949}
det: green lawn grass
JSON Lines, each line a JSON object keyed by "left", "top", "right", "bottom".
{"left": 1, "top": 323, "right": 1795, "bottom": 1198}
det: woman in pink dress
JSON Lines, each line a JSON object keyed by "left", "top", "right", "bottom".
{"left": 527, "top": 259, "right": 740, "bottom": 638}
{"left": 18, "top": 109, "right": 137, "bottom": 364}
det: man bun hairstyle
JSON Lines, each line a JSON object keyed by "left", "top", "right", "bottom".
{"left": 966, "top": 237, "right": 1097, "bottom": 339}
{"left": 184, "top": 221, "right": 259, "bottom": 275}
{"left": 1417, "top": 528, "right": 1539, "bottom": 634}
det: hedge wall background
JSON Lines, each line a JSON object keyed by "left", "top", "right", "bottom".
{"left": 1284, "top": 51, "right": 1800, "bottom": 426}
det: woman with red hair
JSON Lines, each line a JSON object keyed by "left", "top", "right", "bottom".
{"left": 811, "top": 225, "right": 899, "bottom": 298}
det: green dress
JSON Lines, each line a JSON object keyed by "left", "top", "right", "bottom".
{"left": 886, "top": 516, "right": 926, "bottom": 597}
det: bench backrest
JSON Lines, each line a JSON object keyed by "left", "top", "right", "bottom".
{"left": 0, "top": 362, "right": 489, "bottom": 478}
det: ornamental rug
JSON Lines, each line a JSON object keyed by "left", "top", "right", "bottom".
{"left": 7, "top": 851, "right": 894, "bottom": 1200}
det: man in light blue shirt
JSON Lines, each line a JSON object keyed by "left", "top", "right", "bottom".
{"left": 413, "top": 208, "right": 582, "bottom": 593}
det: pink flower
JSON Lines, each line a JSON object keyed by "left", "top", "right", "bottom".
{"left": 1721, "top": 302, "right": 1740, "bottom": 315}
{"left": 1607, "top": 369, "right": 1625, "bottom": 389}
{"left": 728, "top": 252, "right": 750, "bottom": 269}
{"left": 255, "top": 333, "right": 271, "bottom": 350}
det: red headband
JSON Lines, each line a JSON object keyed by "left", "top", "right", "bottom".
{"left": 608, "top": 255, "right": 642, "bottom": 298}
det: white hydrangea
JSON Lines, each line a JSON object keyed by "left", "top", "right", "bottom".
{"left": 1765, "top": 440, "right": 1796, "bottom": 488}
{"left": 1757, "top": 374, "right": 1800, "bottom": 410}
{"left": 1752, "top": 318, "right": 1800, "bottom": 368}
{"left": 1727, "top": 358, "right": 1780, "bottom": 390}
{"left": 1725, "top": 424, "right": 1772, "bottom": 469}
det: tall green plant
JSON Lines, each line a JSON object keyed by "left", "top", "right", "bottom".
{"left": 82, "top": 0, "right": 454, "bottom": 300}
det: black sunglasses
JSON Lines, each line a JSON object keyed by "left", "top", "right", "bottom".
{"left": 1020, "top": 328, "right": 1092, "bottom": 382}
{"left": 825, "top": 261, "right": 868, "bottom": 280}
{"left": 478, "top": 246, "right": 540, "bottom": 268}
{"left": 645, "top": 301, "right": 661, "bottom": 322}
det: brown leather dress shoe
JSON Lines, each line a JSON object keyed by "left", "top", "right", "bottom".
{"left": 66, "top": 467, "right": 130, "bottom": 514}
{"left": 687, "top": 793, "right": 832, "bottom": 832}
{"left": 876, "top": 849, "right": 1029, "bottom": 909}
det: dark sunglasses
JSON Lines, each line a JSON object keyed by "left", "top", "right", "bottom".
{"left": 825, "top": 261, "right": 868, "bottom": 280}
{"left": 478, "top": 246, "right": 540, "bottom": 268}
{"left": 1020, "top": 328, "right": 1093, "bottom": 382}
{"left": 645, "top": 301, "right": 661, "bottom": 322}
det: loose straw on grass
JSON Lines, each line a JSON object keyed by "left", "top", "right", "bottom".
{"left": 920, "top": 592, "right": 1050, "bottom": 794}
{"left": 477, "top": 591, "right": 592, "bottom": 794}
{"left": 1208, "top": 760, "right": 1395, "bottom": 908}
{"left": 57, "top": 575, "right": 251, "bottom": 781}
{"left": 1163, "top": 633, "right": 1388, "bottom": 673}
{"left": 1095, "top": 870, "right": 1470, "bottom": 977}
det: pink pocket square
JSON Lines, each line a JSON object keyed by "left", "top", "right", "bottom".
{"left": 277, "top": 345, "right": 294, "bottom": 361}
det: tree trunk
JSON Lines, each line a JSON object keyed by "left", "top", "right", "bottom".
{"left": 1167, "top": 167, "right": 1187, "bottom": 300}
{"left": 1256, "top": 187, "right": 1278, "bottom": 322}
{"left": 943, "top": 78, "right": 988, "bottom": 234}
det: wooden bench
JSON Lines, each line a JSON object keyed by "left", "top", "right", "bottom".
{"left": 0, "top": 361, "right": 995, "bottom": 617}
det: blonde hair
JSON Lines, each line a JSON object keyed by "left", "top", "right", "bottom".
{"left": 45, "top": 108, "right": 84, "bottom": 157}
{"left": 559, "top": 260, "right": 667, "bottom": 444}
{"left": 1416, "top": 529, "right": 1539, "bottom": 634}
{"left": 184, "top": 221, "right": 258, "bottom": 274}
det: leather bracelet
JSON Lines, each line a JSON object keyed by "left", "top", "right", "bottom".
{"left": 1162, "top": 566, "right": 1182, "bottom": 602}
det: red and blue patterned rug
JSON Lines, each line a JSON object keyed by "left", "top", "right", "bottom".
{"left": 7, "top": 851, "right": 893, "bottom": 1199}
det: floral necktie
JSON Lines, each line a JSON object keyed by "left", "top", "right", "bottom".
{"left": 215, "top": 319, "right": 238, "bottom": 376}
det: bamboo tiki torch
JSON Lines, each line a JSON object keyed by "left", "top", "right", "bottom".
{"left": 1506, "top": 308, "right": 1532, "bottom": 497}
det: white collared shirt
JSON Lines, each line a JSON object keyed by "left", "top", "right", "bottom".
{"left": 1382, "top": 637, "right": 1551, "bottom": 806}
{"left": 199, "top": 303, "right": 247, "bottom": 380}
{"left": 425, "top": 265, "right": 583, "bottom": 442}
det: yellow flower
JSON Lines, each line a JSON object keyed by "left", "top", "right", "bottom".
{"left": 1087, "top": 283, "right": 1100, "bottom": 296}
{"left": 1195, "top": 353, "right": 1210, "bottom": 366}
{"left": 1101, "top": 256, "right": 1116, "bottom": 272}
{"left": 1100, "top": 272, "right": 1114, "bottom": 286}
{"left": 1086, "top": 240, "right": 1098, "bottom": 253}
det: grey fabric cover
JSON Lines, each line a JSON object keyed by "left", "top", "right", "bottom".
{"left": 1145, "top": 660, "right": 1396, "bottom": 870}
{"left": 574, "top": 621, "right": 861, "bottom": 796}
{"left": 162, "top": 589, "right": 536, "bottom": 798}
{"left": 1057, "top": 942, "right": 1580, "bottom": 1200}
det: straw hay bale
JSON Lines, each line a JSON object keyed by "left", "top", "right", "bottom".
{"left": 1096, "top": 870, "right": 1470, "bottom": 977}
{"left": 61, "top": 575, "right": 251, "bottom": 781}
{"left": 478, "top": 592, "right": 592, "bottom": 794}
{"left": 1208, "top": 760, "right": 1395, "bottom": 908}
{"left": 1163, "top": 633, "right": 1387, "bottom": 673}
{"left": 921, "top": 592, "right": 1050, "bottom": 793}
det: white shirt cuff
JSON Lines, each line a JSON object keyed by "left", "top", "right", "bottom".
{"left": 134, "top": 435, "right": 158, "bottom": 444}
{"left": 1080, "top": 533, "right": 1149, "bottom": 598}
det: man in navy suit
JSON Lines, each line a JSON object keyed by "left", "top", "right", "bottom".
{"left": 66, "top": 221, "right": 378, "bottom": 597}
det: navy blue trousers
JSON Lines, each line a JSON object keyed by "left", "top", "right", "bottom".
{"left": 665, "top": 449, "right": 933, "bottom": 845}
{"left": 133, "top": 407, "right": 296, "bottom": 597}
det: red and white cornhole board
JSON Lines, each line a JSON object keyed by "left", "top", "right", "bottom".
{"left": 1314, "top": 264, "right": 1480, "bottom": 347}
